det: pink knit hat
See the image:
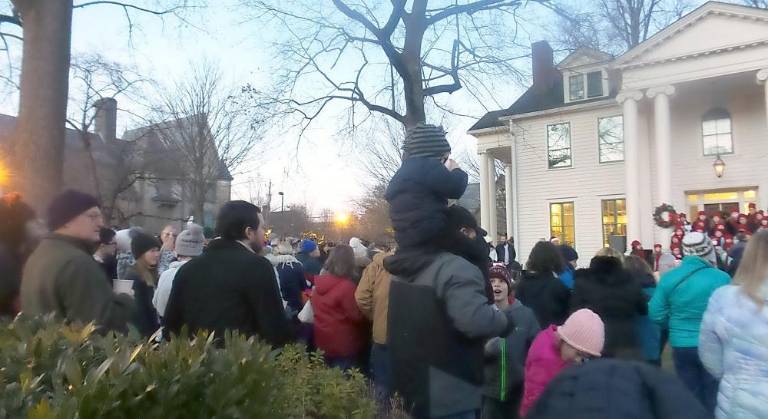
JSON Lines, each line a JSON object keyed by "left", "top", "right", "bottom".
{"left": 556, "top": 309, "right": 605, "bottom": 357}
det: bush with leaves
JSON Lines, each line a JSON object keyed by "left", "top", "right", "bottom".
{"left": 0, "top": 315, "right": 376, "bottom": 418}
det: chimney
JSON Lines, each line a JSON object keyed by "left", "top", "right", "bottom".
{"left": 532, "top": 41, "right": 556, "bottom": 93}
{"left": 93, "top": 97, "right": 117, "bottom": 142}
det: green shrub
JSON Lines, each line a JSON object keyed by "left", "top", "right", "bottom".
{"left": 0, "top": 315, "right": 376, "bottom": 418}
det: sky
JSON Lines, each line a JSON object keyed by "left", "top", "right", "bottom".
{"left": 0, "top": 1, "right": 551, "bottom": 215}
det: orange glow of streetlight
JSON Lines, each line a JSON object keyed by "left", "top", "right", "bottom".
{"left": 0, "top": 160, "right": 10, "bottom": 187}
{"left": 334, "top": 212, "right": 351, "bottom": 226}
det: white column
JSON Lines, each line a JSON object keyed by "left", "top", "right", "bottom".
{"left": 504, "top": 163, "right": 514, "bottom": 240}
{"left": 758, "top": 69, "right": 768, "bottom": 129}
{"left": 647, "top": 85, "right": 676, "bottom": 206}
{"left": 478, "top": 152, "right": 490, "bottom": 232}
{"left": 488, "top": 155, "right": 498, "bottom": 241}
{"left": 617, "top": 90, "right": 645, "bottom": 247}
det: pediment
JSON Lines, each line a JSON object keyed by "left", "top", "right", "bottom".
{"left": 615, "top": 2, "right": 768, "bottom": 69}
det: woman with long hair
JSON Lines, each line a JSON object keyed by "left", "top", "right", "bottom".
{"left": 126, "top": 231, "right": 161, "bottom": 337}
{"left": 312, "top": 244, "right": 367, "bottom": 370}
{"left": 516, "top": 241, "right": 570, "bottom": 328}
{"left": 699, "top": 230, "right": 768, "bottom": 419}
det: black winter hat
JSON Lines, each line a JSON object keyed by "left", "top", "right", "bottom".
{"left": 47, "top": 189, "right": 100, "bottom": 231}
{"left": 402, "top": 123, "right": 451, "bottom": 159}
{"left": 131, "top": 231, "right": 160, "bottom": 259}
{"left": 559, "top": 244, "right": 579, "bottom": 262}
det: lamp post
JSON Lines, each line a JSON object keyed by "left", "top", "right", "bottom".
{"left": 278, "top": 191, "right": 284, "bottom": 212}
{"left": 713, "top": 155, "right": 726, "bottom": 178}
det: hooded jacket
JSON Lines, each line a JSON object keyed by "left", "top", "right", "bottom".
{"left": 20, "top": 234, "right": 135, "bottom": 333}
{"left": 699, "top": 285, "right": 768, "bottom": 419}
{"left": 649, "top": 256, "right": 730, "bottom": 348}
{"left": 571, "top": 257, "right": 647, "bottom": 358}
{"left": 153, "top": 260, "right": 189, "bottom": 319}
{"left": 516, "top": 271, "right": 570, "bottom": 328}
{"left": 312, "top": 273, "right": 367, "bottom": 358}
{"left": 386, "top": 157, "right": 468, "bottom": 248}
{"left": 386, "top": 250, "right": 512, "bottom": 418}
{"left": 525, "top": 360, "right": 713, "bottom": 419}
{"left": 483, "top": 300, "right": 540, "bottom": 405}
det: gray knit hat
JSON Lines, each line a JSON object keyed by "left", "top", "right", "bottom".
{"left": 682, "top": 232, "right": 716, "bottom": 265}
{"left": 175, "top": 223, "right": 205, "bottom": 257}
{"left": 402, "top": 123, "right": 451, "bottom": 159}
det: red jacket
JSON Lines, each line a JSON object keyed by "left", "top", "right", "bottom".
{"left": 312, "top": 274, "right": 367, "bottom": 358}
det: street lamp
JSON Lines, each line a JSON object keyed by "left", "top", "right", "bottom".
{"left": 278, "top": 191, "right": 284, "bottom": 212}
{"left": 713, "top": 155, "right": 726, "bottom": 178}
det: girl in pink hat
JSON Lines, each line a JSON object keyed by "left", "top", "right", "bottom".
{"left": 520, "top": 309, "right": 605, "bottom": 417}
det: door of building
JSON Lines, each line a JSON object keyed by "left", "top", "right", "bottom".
{"left": 703, "top": 202, "right": 740, "bottom": 215}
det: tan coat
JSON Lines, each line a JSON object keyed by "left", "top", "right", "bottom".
{"left": 354, "top": 251, "right": 392, "bottom": 345}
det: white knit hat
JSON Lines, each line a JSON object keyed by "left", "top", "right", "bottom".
{"left": 175, "top": 223, "right": 205, "bottom": 257}
{"left": 682, "top": 231, "right": 716, "bottom": 265}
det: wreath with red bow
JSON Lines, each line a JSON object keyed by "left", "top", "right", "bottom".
{"left": 653, "top": 203, "right": 678, "bottom": 229}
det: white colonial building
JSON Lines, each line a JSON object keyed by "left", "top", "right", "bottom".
{"left": 469, "top": 1, "right": 768, "bottom": 263}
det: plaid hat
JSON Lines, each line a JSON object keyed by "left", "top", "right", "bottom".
{"left": 47, "top": 189, "right": 100, "bottom": 231}
{"left": 682, "top": 232, "right": 716, "bottom": 265}
{"left": 402, "top": 123, "right": 451, "bottom": 159}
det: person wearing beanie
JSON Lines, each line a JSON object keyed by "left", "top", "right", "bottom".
{"left": 115, "top": 227, "right": 144, "bottom": 279}
{"left": 153, "top": 224, "right": 205, "bottom": 319}
{"left": 649, "top": 231, "right": 730, "bottom": 413}
{"left": 93, "top": 227, "right": 118, "bottom": 284}
{"left": 296, "top": 239, "right": 322, "bottom": 281}
{"left": 482, "top": 264, "right": 541, "bottom": 419}
{"left": 21, "top": 189, "right": 135, "bottom": 333}
{"left": 525, "top": 359, "right": 713, "bottom": 419}
{"left": 386, "top": 123, "right": 468, "bottom": 249}
{"left": 520, "top": 308, "right": 605, "bottom": 417}
{"left": 126, "top": 231, "right": 161, "bottom": 337}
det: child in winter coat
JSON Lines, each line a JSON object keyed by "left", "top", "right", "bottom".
{"left": 386, "top": 123, "right": 468, "bottom": 249}
{"left": 520, "top": 308, "right": 605, "bottom": 417}
{"left": 482, "top": 265, "right": 541, "bottom": 419}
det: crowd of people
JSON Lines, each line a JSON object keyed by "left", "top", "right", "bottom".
{"left": 0, "top": 123, "right": 767, "bottom": 419}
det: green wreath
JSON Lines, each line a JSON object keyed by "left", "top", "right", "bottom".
{"left": 653, "top": 203, "right": 678, "bottom": 229}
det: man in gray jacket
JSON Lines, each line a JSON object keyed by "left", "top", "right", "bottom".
{"left": 386, "top": 205, "right": 515, "bottom": 419}
{"left": 21, "top": 190, "right": 135, "bottom": 333}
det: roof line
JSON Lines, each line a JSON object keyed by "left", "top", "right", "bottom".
{"left": 498, "top": 98, "right": 616, "bottom": 122}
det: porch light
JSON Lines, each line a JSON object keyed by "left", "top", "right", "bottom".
{"left": 713, "top": 155, "right": 726, "bottom": 178}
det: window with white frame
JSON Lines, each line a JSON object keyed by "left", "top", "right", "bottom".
{"left": 547, "top": 123, "right": 572, "bottom": 169}
{"left": 598, "top": 115, "right": 624, "bottom": 163}
{"left": 702, "top": 108, "right": 733, "bottom": 156}
{"left": 569, "top": 75, "right": 584, "bottom": 101}
{"left": 568, "top": 70, "right": 605, "bottom": 102}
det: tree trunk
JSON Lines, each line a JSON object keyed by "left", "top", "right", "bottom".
{"left": 9, "top": 0, "right": 74, "bottom": 211}
{"left": 402, "top": 1, "right": 428, "bottom": 130}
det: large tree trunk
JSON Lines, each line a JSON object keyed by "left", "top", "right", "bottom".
{"left": 9, "top": 0, "right": 74, "bottom": 210}
{"left": 401, "top": 0, "right": 427, "bottom": 130}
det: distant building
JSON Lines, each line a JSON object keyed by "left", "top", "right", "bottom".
{"left": 470, "top": 1, "right": 768, "bottom": 262}
{"left": 0, "top": 98, "right": 232, "bottom": 233}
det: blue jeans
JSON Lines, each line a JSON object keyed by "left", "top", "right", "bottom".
{"left": 672, "top": 347, "right": 718, "bottom": 413}
{"left": 370, "top": 343, "right": 393, "bottom": 403}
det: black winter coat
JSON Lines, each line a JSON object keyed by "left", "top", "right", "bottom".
{"left": 386, "top": 157, "right": 468, "bottom": 249}
{"left": 127, "top": 267, "right": 160, "bottom": 338}
{"left": 525, "top": 360, "right": 713, "bottom": 419}
{"left": 516, "top": 271, "right": 570, "bottom": 328}
{"left": 571, "top": 257, "right": 648, "bottom": 359}
{"left": 164, "top": 239, "right": 293, "bottom": 346}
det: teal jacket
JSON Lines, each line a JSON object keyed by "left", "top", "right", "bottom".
{"left": 648, "top": 256, "right": 730, "bottom": 348}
